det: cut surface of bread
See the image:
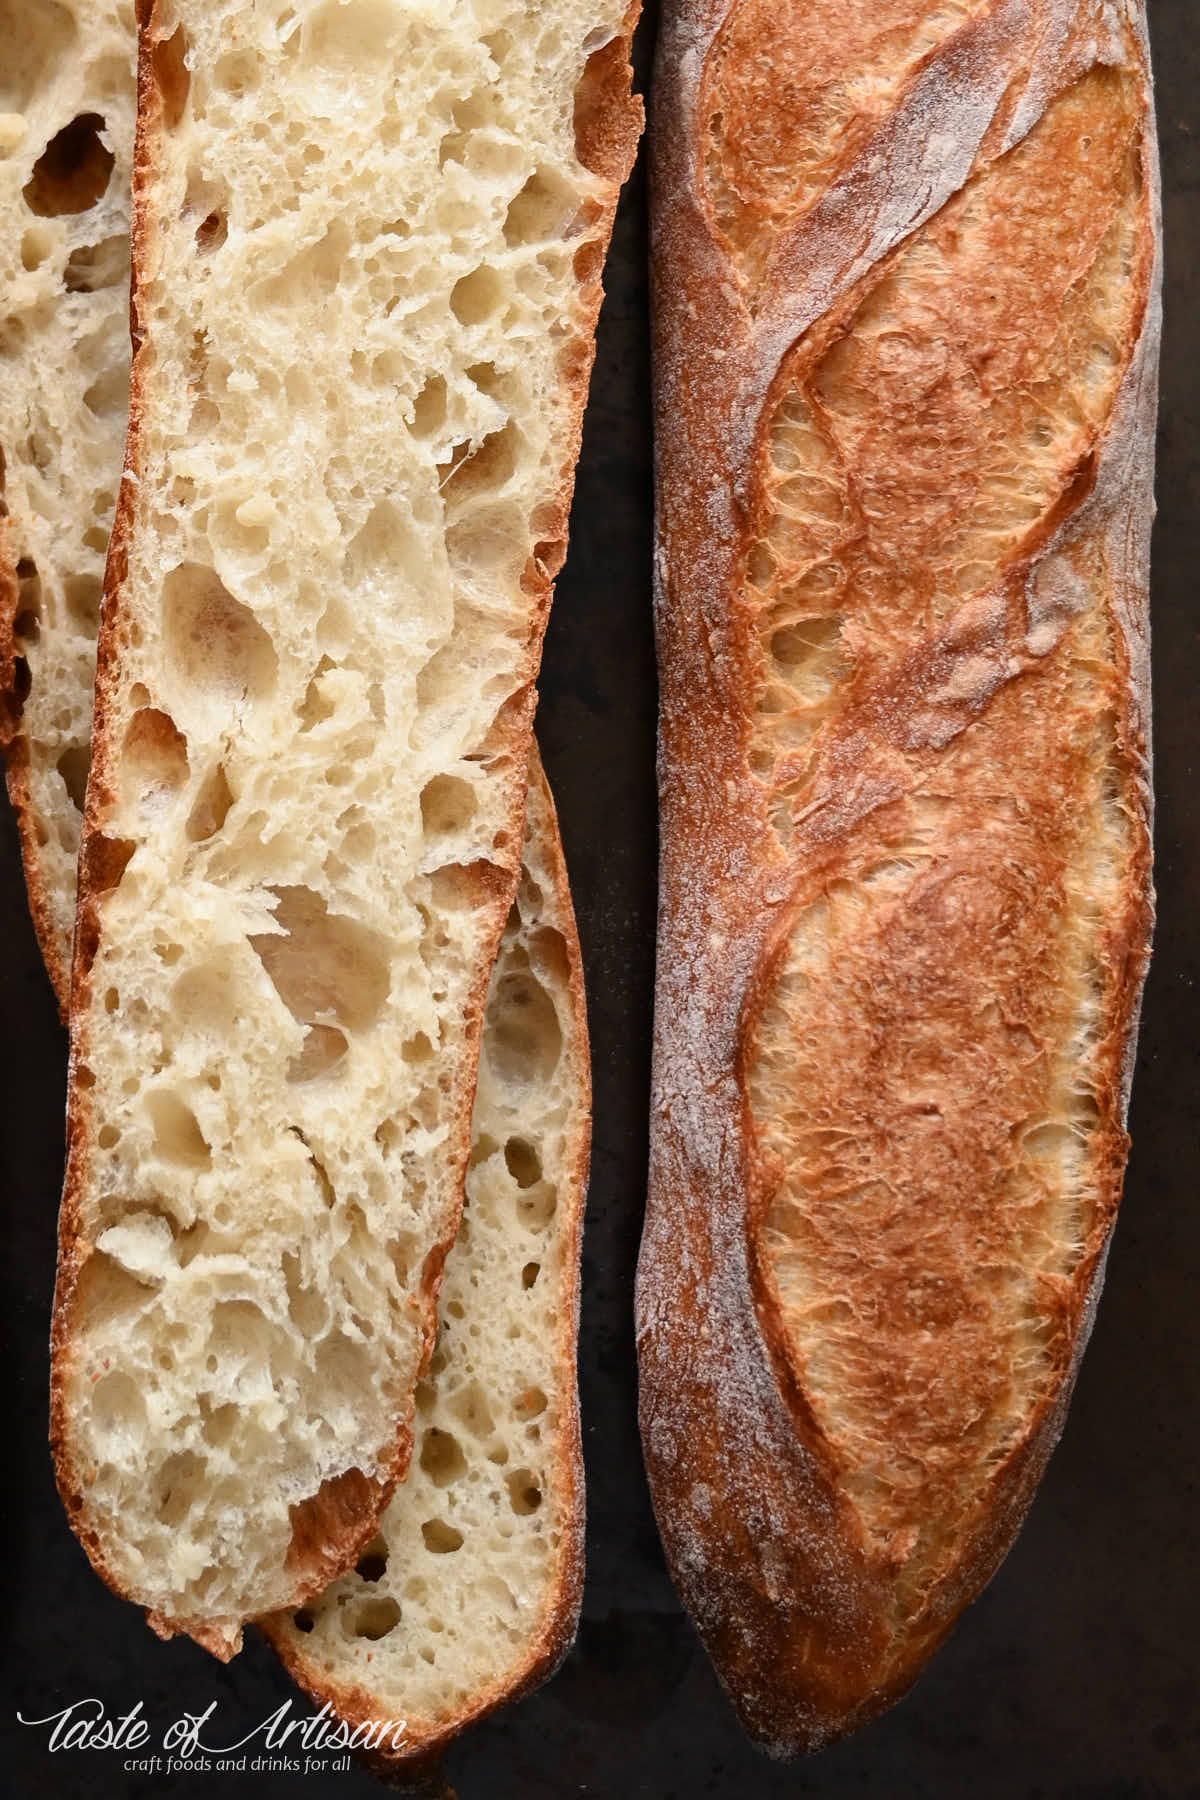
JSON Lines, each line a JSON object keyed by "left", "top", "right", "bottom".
{"left": 266, "top": 756, "right": 590, "bottom": 1767}
{"left": 0, "top": 11, "right": 595, "bottom": 1741}
{"left": 0, "top": 0, "right": 136, "bottom": 1008}
{"left": 50, "top": 0, "right": 640, "bottom": 1656}
{"left": 642, "top": 0, "right": 1159, "bottom": 1754}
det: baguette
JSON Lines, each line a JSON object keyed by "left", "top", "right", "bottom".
{"left": 2, "top": 5, "right": 597, "bottom": 1748}
{"left": 0, "top": 0, "right": 135, "bottom": 1008}
{"left": 50, "top": 0, "right": 639, "bottom": 1656}
{"left": 641, "top": 0, "right": 1160, "bottom": 1753}
{"left": 266, "top": 753, "right": 590, "bottom": 1769}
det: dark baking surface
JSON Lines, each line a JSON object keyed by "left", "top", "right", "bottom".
{"left": 1, "top": 3, "right": 1196, "bottom": 1794}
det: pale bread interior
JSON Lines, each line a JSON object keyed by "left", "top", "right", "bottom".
{"left": 40, "top": 0, "right": 624, "bottom": 1648}
{"left": 268, "top": 767, "right": 589, "bottom": 1750}
{"left": 0, "top": 0, "right": 135, "bottom": 991}
{"left": 2, "top": 0, "right": 596, "bottom": 1719}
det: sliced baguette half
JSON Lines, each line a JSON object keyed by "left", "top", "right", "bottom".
{"left": 265, "top": 751, "right": 590, "bottom": 1769}
{"left": 0, "top": 0, "right": 136, "bottom": 1009}
{"left": 51, "top": 0, "right": 639, "bottom": 1655}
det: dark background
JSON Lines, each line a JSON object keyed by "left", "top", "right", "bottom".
{"left": 2, "top": 2, "right": 1196, "bottom": 1794}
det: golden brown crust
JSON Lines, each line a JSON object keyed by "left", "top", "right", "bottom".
{"left": 262, "top": 749, "right": 594, "bottom": 1772}
{"left": 50, "top": 0, "right": 640, "bottom": 1656}
{"left": 640, "top": 0, "right": 1160, "bottom": 1754}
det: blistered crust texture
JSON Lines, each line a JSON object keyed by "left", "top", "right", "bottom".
{"left": 0, "top": 0, "right": 136, "bottom": 1005}
{"left": 266, "top": 761, "right": 591, "bottom": 1767}
{"left": 642, "top": 0, "right": 1159, "bottom": 1755}
{"left": 51, "top": 0, "right": 639, "bottom": 1654}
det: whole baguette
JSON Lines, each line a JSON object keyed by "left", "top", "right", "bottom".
{"left": 641, "top": 0, "right": 1159, "bottom": 1753}
{"left": 265, "top": 752, "right": 591, "bottom": 1771}
{"left": 51, "top": 0, "right": 639, "bottom": 1656}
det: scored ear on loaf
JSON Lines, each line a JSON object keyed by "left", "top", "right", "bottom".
{"left": 642, "top": 0, "right": 1159, "bottom": 1753}
{"left": 48, "top": 0, "right": 640, "bottom": 1657}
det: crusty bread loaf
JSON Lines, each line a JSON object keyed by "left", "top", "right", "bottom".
{"left": 51, "top": 0, "right": 640, "bottom": 1655}
{"left": 641, "top": 0, "right": 1160, "bottom": 1754}
{"left": 266, "top": 754, "right": 590, "bottom": 1769}
{"left": 0, "top": 0, "right": 135, "bottom": 1008}
{"left": 3, "top": 1, "right": 599, "bottom": 1745}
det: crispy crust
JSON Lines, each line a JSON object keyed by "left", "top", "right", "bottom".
{"left": 49, "top": 0, "right": 641, "bottom": 1654}
{"left": 640, "top": 0, "right": 1160, "bottom": 1755}
{"left": 262, "top": 750, "right": 593, "bottom": 1775}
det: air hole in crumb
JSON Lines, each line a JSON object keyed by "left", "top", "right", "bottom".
{"left": 355, "top": 1537, "right": 388, "bottom": 1582}
{"left": 450, "top": 265, "right": 505, "bottom": 326}
{"left": 440, "top": 423, "right": 519, "bottom": 504}
{"left": 162, "top": 562, "right": 277, "bottom": 714}
{"left": 421, "top": 1518, "right": 464, "bottom": 1554}
{"left": 97, "top": 1124, "right": 119, "bottom": 1150}
{"left": 201, "top": 1402, "right": 239, "bottom": 1448}
{"left": 504, "top": 1137, "right": 542, "bottom": 1188}
{"left": 410, "top": 373, "right": 447, "bottom": 438}
{"left": 84, "top": 364, "right": 129, "bottom": 418}
{"left": 420, "top": 774, "right": 477, "bottom": 836}
{"left": 521, "top": 1261, "right": 540, "bottom": 1290}
{"left": 250, "top": 887, "right": 390, "bottom": 1032}
{"left": 287, "top": 1024, "right": 348, "bottom": 1083}
{"left": 186, "top": 764, "right": 234, "bottom": 841}
{"left": 82, "top": 832, "right": 135, "bottom": 895}
{"left": 57, "top": 744, "right": 90, "bottom": 812}
{"left": 213, "top": 49, "right": 259, "bottom": 95}
{"left": 352, "top": 1597, "right": 401, "bottom": 1641}
{"left": 21, "top": 225, "right": 53, "bottom": 270}
{"left": 64, "top": 235, "right": 127, "bottom": 292}
{"left": 195, "top": 210, "right": 228, "bottom": 252}
{"left": 419, "top": 1427, "right": 467, "bottom": 1488}
{"left": 282, "top": 1250, "right": 327, "bottom": 1335}
{"left": 389, "top": 1232, "right": 415, "bottom": 1285}
{"left": 146, "top": 1091, "right": 211, "bottom": 1168}
{"left": 518, "top": 1182, "right": 558, "bottom": 1230}
{"left": 122, "top": 707, "right": 189, "bottom": 803}
{"left": 293, "top": 1610, "right": 315, "bottom": 1633}
{"left": 23, "top": 114, "right": 114, "bottom": 216}
{"left": 447, "top": 1379, "right": 494, "bottom": 1438}
{"left": 514, "top": 1385, "right": 547, "bottom": 1421}
{"left": 103, "top": 987, "right": 119, "bottom": 1014}
{"left": 506, "top": 1468, "right": 542, "bottom": 1515}
{"left": 152, "top": 25, "right": 191, "bottom": 128}
{"left": 298, "top": 655, "right": 338, "bottom": 729}
{"left": 155, "top": 1450, "right": 204, "bottom": 1526}
{"left": 504, "top": 166, "right": 579, "bottom": 247}
{"left": 13, "top": 554, "right": 41, "bottom": 626}
{"left": 488, "top": 961, "right": 562, "bottom": 1084}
